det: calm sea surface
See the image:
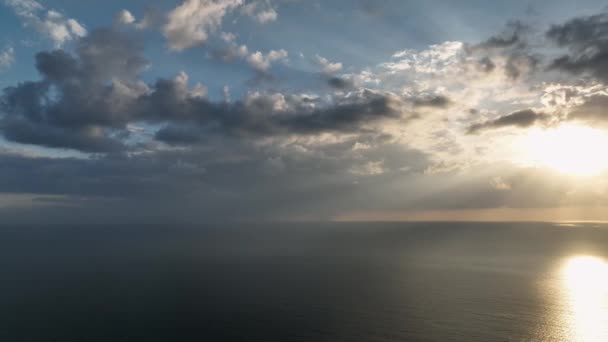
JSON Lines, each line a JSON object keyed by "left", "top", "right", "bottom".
{"left": 1, "top": 222, "right": 607, "bottom": 341}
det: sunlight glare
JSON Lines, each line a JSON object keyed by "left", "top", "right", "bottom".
{"left": 516, "top": 124, "right": 608, "bottom": 176}
{"left": 561, "top": 255, "right": 608, "bottom": 341}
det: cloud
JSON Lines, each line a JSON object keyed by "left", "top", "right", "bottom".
{"left": 0, "top": 29, "right": 418, "bottom": 152}
{"left": 0, "top": 132, "right": 434, "bottom": 223}
{"left": 148, "top": 88, "right": 403, "bottom": 143}
{"left": 411, "top": 95, "right": 451, "bottom": 108}
{"left": 477, "top": 56, "right": 496, "bottom": 72}
{"left": 467, "top": 109, "right": 546, "bottom": 134}
{"left": 0, "top": 46, "right": 15, "bottom": 71}
{"left": 4, "top": 6, "right": 608, "bottom": 223}
{"left": 468, "top": 21, "right": 539, "bottom": 80}
{"left": 154, "top": 124, "right": 205, "bottom": 144}
{"left": 0, "top": 119, "right": 125, "bottom": 152}
{"left": 213, "top": 32, "right": 249, "bottom": 61}
{"left": 115, "top": 8, "right": 161, "bottom": 30}
{"left": 349, "top": 160, "right": 385, "bottom": 176}
{"left": 568, "top": 93, "right": 608, "bottom": 123}
{"left": 381, "top": 28, "right": 540, "bottom": 84}
{"left": 313, "top": 54, "right": 343, "bottom": 74}
{"left": 503, "top": 54, "right": 539, "bottom": 79}
{"left": 0, "top": 147, "right": 602, "bottom": 224}
{"left": 246, "top": 49, "right": 288, "bottom": 72}
{"left": 4, "top": 0, "right": 86, "bottom": 46}
{"left": 241, "top": 1, "right": 278, "bottom": 24}
{"left": 162, "top": 0, "right": 280, "bottom": 51}
{"left": 473, "top": 21, "right": 529, "bottom": 50}
{"left": 163, "top": 0, "right": 243, "bottom": 51}
{"left": 136, "top": 9, "right": 161, "bottom": 30}
{"left": 253, "top": 7, "right": 277, "bottom": 23}
{"left": 0, "top": 28, "right": 148, "bottom": 151}
{"left": 327, "top": 76, "right": 354, "bottom": 89}
{"left": 546, "top": 12, "right": 608, "bottom": 82}
{"left": 115, "top": 9, "right": 135, "bottom": 25}
{"left": 213, "top": 33, "right": 287, "bottom": 70}
{"left": 271, "top": 91, "right": 401, "bottom": 135}
{"left": 383, "top": 41, "right": 466, "bottom": 74}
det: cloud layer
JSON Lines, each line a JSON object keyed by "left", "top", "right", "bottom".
{"left": 2, "top": 2, "right": 608, "bottom": 222}
{"left": 4, "top": 0, "right": 87, "bottom": 46}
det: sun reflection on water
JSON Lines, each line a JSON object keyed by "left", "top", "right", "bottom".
{"left": 561, "top": 256, "right": 608, "bottom": 341}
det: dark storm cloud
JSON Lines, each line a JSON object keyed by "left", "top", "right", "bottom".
{"left": 568, "top": 93, "right": 608, "bottom": 123}
{"left": 75, "top": 28, "right": 148, "bottom": 80}
{"left": 0, "top": 134, "right": 431, "bottom": 223}
{"left": 154, "top": 124, "right": 205, "bottom": 145}
{"left": 477, "top": 56, "right": 496, "bottom": 73}
{"left": 411, "top": 95, "right": 451, "bottom": 108}
{"left": 504, "top": 54, "right": 539, "bottom": 79}
{"left": 0, "top": 136, "right": 596, "bottom": 224}
{"left": 1, "top": 119, "right": 124, "bottom": 152}
{"left": 467, "top": 109, "right": 545, "bottom": 134}
{"left": 0, "top": 28, "right": 148, "bottom": 151}
{"left": 276, "top": 94, "right": 400, "bottom": 134}
{"left": 474, "top": 21, "right": 529, "bottom": 50}
{"left": 0, "top": 28, "right": 410, "bottom": 152}
{"left": 0, "top": 146, "right": 595, "bottom": 224}
{"left": 0, "top": 150, "right": 212, "bottom": 199}
{"left": 143, "top": 85, "right": 401, "bottom": 143}
{"left": 468, "top": 21, "right": 540, "bottom": 80}
{"left": 546, "top": 12, "right": 608, "bottom": 82}
{"left": 327, "top": 76, "right": 354, "bottom": 90}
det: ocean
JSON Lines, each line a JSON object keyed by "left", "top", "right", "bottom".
{"left": 1, "top": 222, "right": 607, "bottom": 341}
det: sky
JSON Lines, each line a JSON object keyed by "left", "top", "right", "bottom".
{"left": 2, "top": 0, "right": 608, "bottom": 223}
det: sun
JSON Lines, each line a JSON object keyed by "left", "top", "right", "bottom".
{"left": 516, "top": 124, "right": 608, "bottom": 176}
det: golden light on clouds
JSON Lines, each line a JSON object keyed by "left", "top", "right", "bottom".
{"left": 515, "top": 124, "right": 608, "bottom": 176}
{"left": 334, "top": 207, "right": 608, "bottom": 222}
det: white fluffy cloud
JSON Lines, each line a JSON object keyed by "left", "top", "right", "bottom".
{"left": 115, "top": 8, "right": 158, "bottom": 30}
{"left": 115, "top": 9, "right": 135, "bottom": 25}
{"left": 162, "top": 0, "right": 282, "bottom": 51}
{"left": 382, "top": 41, "right": 466, "bottom": 74}
{"left": 173, "top": 71, "right": 209, "bottom": 99}
{"left": 241, "top": 1, "right": 277, "bottom": 24}
{"left": 246, "top": 49, "right": 288, "bottom": 72}
{"left": 217, "top": 32, "right": 249, "bottom": 61}
{"left": 4, "top": 0, "right": 86, "bottom": 46}
{"left": 314, "top": 54, "right": 343, "bottom": 74}
{"left": 163, "top": 0, "right": 244, "bottom": 51}
{"left": 254, "top": 7, "right": 277, "bottom": 23}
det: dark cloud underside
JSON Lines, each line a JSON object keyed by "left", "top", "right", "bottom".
{"left": 467, "top": 109, "right": 545, "bottom": 134}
